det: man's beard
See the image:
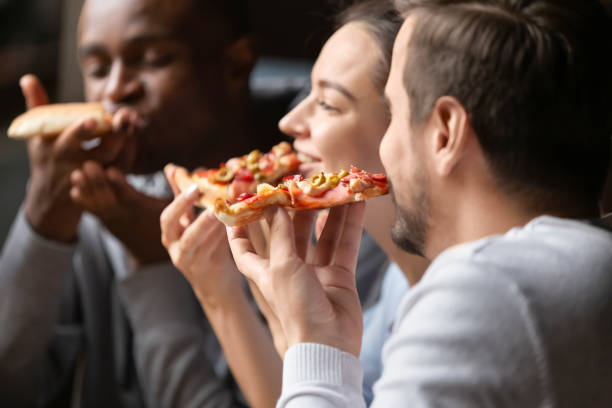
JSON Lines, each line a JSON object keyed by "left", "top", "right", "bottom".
{"left": 390, "top": 181, "right": 429, "bottom": 257}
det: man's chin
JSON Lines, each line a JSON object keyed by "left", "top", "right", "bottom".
{"left": 391, "top": 206, "right": 427, "bottom": 257}
{"left": 110, "top": 140, "right": 140, "bottom": 173}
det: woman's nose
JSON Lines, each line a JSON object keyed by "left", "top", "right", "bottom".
{"left": 278, "top": 97, "right": 310, "bottom": 139}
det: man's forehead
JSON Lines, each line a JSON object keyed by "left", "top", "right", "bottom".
{"left": 393, "top": 16, "right": 416, "bottom": 71}
{"left": 386, "top": 17, "right": 416, "bottom": 100}
{"left": 80, "top": 0, "right": 190, "bottom": 32}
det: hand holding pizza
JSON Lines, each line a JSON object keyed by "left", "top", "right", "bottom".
{"left": 227, "top": 202, "right": 367, "bottom": 357}
{"left": 161, "top": 165, "right": 242, "bottom": 304}
{"left": 70, "top": 162, "right": 171, "bottom": 266}
{"left": 18, "top": 74, "right": 139, "bottom": 242}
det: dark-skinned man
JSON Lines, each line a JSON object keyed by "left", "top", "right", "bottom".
{"left": 0, "top": 0, "right": 260, "bottom": 406}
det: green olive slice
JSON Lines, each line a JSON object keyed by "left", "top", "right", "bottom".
{"left": 310, "top": 173, "right": 326, "bottom": 187}
{"left": 214, "top": 168, "right": 234, "bottom": 183}
{"left": 247, "top": 149, "right": 261, "bottom": 164}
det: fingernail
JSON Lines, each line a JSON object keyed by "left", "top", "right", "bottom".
{"left": 185, "top": 183, "right": 199, "bottom": 198}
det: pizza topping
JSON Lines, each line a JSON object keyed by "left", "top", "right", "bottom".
{"left": 370, "top": 173, "right": 387, "bottom": 183}
{"left": 259, "top": 152, "right": 276, "bottom": 173}
{"left": 283, "top": 174, "right": 304, "bottom": 182}
{"left": 254, "top": 173, "right": 266, "bottom": 182}
{"left": 234, "top": 169, "right": 255, "bottom": 182}
{"left": 272, "top": 141, "right": 292, "bottom": 156}
{"left": 214, "top": 168, "right": 234, "bottom": 183}
{"left": 226, "top": 157, "right": 246, "bottom": 173}
{"left": 310, "top": 173, "right": 326, "bottom": 187}
{"left": 212, "top": 166, "right": 389, "bottom": 226}
{"left": 256, "top": 183, "right": 276, "bottom": 194}
{"left": 247, "top": 149, "right": 261, "bottom": 164}
{"left": 246, "top": 149, "right": 261, "bottom": 172}
{"left": 167, "top": 141, "right": 304, "bottom": 210}
{"left": 349, "top": 177, "right": 373, "bottom": 193}
{"left": 236, "top": 192, "right": 255, "bottom": 202}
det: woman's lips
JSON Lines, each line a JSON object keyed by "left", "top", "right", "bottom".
{"left": 298, "top": 161, "right": 323, "bottom": 178}
{"left": 296, "top": 150, "right": 323, "bottom": 177}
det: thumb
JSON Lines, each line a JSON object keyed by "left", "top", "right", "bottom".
{"left": 164, "top": 164, "right": 182, "bottom": 197}
{"left": 20, "top": 74, "right": 49, "bottom": 110}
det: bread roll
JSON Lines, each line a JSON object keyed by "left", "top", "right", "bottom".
{"left": 7, "top": 103, "right": 112, "bottom": 139}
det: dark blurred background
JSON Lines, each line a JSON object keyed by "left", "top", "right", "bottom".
{"left": 0, "top": 0, "right": 340, "bottom": 245}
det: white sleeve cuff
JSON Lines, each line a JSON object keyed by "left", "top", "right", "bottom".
{"left": 283, "top": 343, "right": 363, "bottom": 392}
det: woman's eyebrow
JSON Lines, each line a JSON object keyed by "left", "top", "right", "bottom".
{"left": 318, "top": 79, "right": 357, "bottom": 101}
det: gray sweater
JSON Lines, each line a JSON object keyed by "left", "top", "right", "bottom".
{"left": 0, "top": 208, "right": 240, "bottom": 408}
{"left": 279, "top": 216, "right": 612, "bottom": 407}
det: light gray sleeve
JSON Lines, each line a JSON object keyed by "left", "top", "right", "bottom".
{"left": 0, "top": 209, "right": 75, "bottom": 401}
{"left": 118, "top": 263, "right": 239, "bottom": 408}
{"left": 278, "top": 343, "right": 366, "bottom": 408}
{"left": 277, "top": 261, "right": 552, "bottom": 408}
{"left": 371, "top": 264, "right": 552, "bottom": 408}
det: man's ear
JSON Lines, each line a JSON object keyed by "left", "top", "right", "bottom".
{"left": 430, "top": 96, "right": 471, "bottom": 177}
{"left": 223, "top": 36, "right": 256, "bottom": 96}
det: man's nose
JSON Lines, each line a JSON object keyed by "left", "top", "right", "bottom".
{"left": 103, "top": 61, "right": 144, "bottom": 106}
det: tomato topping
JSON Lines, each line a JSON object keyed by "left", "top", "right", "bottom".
{"left": 259, "top": 153, "right": 275, "bottom": 172}
{"left": 234, "top": 169, "right": 254, "bottom": 182}
{"left": 283, "top": 174, "right": 304, "bottom": 182}
{"left": 370, "top": 173, "right": 387, "bottom": 182}
{"left": 350, "top": 166, "right": 360, "bottom": 173}
{"left": 236, "top": 193, "right": 255, "bottom": 202}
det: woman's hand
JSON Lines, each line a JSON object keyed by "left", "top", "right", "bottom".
{"left": 161, "top": 166, "right": 241, "bottom": 305}
{"left": 228, "top": 203, "right": 367, "bottom": 357}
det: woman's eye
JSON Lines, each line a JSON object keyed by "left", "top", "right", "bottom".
{"left": 317, "top": 99, "right": 339, "bottom": 112}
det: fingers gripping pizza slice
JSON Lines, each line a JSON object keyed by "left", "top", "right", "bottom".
{"left": 214, "top": 166, "right": 389, "bottom": 227}
{"left": 166, "top": 141, "right": 303, "bottom": 208}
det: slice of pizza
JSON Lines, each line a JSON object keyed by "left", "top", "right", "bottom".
{"left": 214, "top": 166, "right": 389, "bottom": 227}
{"left": 166, "top": 141, "right": 303, "bottom": 208}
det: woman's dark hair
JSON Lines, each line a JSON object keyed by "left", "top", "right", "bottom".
{"left": 335, "top": 0, "right": 403, "bottom": 92}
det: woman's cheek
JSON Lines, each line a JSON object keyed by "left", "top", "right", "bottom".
{"left": 314, "top": 126, "right": 345, "bottom": 169}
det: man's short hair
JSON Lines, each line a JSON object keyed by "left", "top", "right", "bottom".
{"left": 396, "top": 0, "right": 612, "bottom": 210}
{"left": 194, "top": 0, "right": 250, "bottom": 39}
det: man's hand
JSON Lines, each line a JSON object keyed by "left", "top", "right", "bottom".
{"left": 20, "top": 74, "right": 133, "bottom": 242}
{"left": 71, "top": 162, "right": 171, "bottom": 266}
{"left": 227, "top": 203, "right": 367, "bottom": 357}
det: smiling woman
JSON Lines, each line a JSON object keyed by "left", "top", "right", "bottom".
{"left": 160, "top": 1, "right": 429, "bottom": 407}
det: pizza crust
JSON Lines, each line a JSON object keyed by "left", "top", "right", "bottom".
{"left": 8, "top": 103, "right": 112, "bottom": 139}
{"left": 167, "top": 164, "right": 221, "bottom": 208}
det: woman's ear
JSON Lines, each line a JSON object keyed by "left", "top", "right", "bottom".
{"left": 430, "top": 96, "right": 471, "bottom": 177}
{"left": 224, "top": 36, "right": 257, "bottom": 96}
